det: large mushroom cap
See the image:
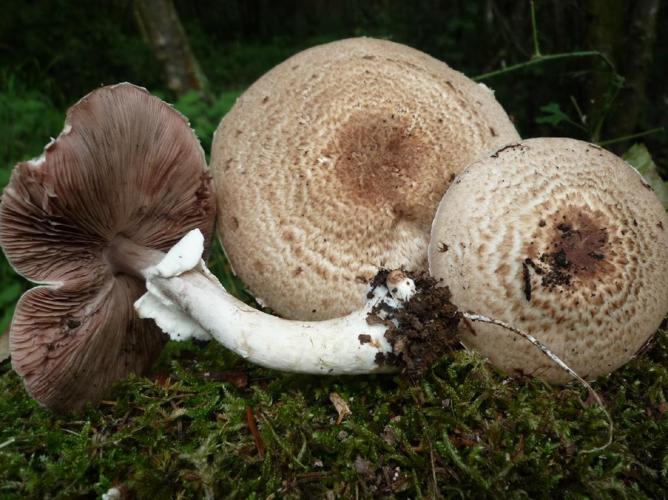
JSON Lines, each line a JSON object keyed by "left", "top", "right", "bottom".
{"left": 211, "top": 37, "right": 519, "bottom": 320}
{"left": 429, "top": 137, "right": 668, "bottom": 382}
{"left": 0, "top": 83, "right": 216, "bottom": 411}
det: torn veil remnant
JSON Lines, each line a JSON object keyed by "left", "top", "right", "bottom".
{"left": 211, "top": 37, "right": 520, "bottom": 321}
{"left": 0, "top": 83, "right": 216, "bottom": 411}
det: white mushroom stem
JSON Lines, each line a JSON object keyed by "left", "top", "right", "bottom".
{"left": 120, "top": 230, "right": 410, "bottom": 374}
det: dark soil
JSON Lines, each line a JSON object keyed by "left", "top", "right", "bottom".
{"left": 368, "top": 272, "right": 461, "bottom": 374}
{"left": 526, "top": 210, "right": 610, "bottom": 296}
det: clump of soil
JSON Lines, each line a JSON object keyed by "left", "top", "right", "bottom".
{"left": 368, "top": 272, "right": 461, "bottom": 374}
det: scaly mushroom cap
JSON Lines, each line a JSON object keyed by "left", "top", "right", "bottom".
{"left": 212, "top": 37, "right": 519, "bottom": 320}
{"left": 0, "top": 83, "right": 216, "bottom": 411}
{"left": 429, "top": 138, "right": 668, "bottom": 382}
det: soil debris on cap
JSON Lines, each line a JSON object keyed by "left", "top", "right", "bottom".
{"left": 368, "top": 271, "right": 461, "bottom": 373}
{"left": 535, "top": 210, "right": 610, "bottom": 290}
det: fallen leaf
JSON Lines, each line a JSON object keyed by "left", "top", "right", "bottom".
{"left": 623, "top": 143, "right": 668, "bottom": 209}
{"left": 329, "top": 392, "right": 352, "bottom": 425}
{"left": 151, "top": 372, "right": 171, "bottom": 388}
{"left": 246, "top": 406, "right": 265, "bottom": 458}
{"left": 353, "top": 455, "right": 375, "bottom": 476}
{"left": 658, "top": 402, "right": 668, "bottom": 416}
{"left": 202, "top": 369, "right": 249, "bottom": 388}
{"left": 169, "top": 407, "right": 187, "bottom": 420}
{"left": 0, "top": 331, "right": 9, "bottom": 363}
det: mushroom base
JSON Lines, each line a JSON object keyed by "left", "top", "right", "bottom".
{"left": 369, "top": 272, "right": 462, "bottom": 373}
{"left": 104, "top": 237, "right": 165, "bottom": 278}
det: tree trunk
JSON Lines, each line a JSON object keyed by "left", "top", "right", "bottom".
{"left": 605, "top": 0, "right": 661, "bottom": 152}
{"left": 585, "top": 0, "right": 626, "bottom": 141}
{"left": 134, "top": 0, "right": 208, "bottom": 98}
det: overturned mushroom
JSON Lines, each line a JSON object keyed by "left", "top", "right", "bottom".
{"left": 429, "top": 138, "right": 668, "bottom": 382}
{"left": 0, "top": 83, "right": 216, "bottom": 411}
{"left": 211, "top": 37, "right": 519, "bottom": 320}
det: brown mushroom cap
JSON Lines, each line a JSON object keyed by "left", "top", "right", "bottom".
{"left": 429, "top": 137, "right": 668, "bottom": 382}
{"left": 0, "top": 83, "right": 216, "bottom": 411}
{"left": 211, "top": 37, "right": 519, "bottom": 320}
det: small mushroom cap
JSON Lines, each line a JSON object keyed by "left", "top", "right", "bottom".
{"left": 429, "top": 138, "right": 668, "bottom": 382}
{"left": 212, "top": 37, "right": 519, "bottom": 320}
{"left": 0, "top": 83, "right": 216, "bottom": 411}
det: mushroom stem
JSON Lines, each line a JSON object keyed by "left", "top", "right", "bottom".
{"left": 105, "top": 236, "right": 165, "bottom": 277}
{"left": 128, "top": 230, "right": 405, "bottom": 374}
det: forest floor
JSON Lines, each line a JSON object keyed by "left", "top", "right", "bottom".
{"left": 1, "top": 323, "right": 666, "bottom": 498}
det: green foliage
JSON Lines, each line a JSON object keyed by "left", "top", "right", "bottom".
{"left": 535, "top": 102, "right": 572, "bottom": 127}
{"left": 624, "top": 143, "right": 668, "bottom": 209}
{"left": 0, "top": 75, "right": 63, "bottom": 174}
{"left": 0, "top": 0, "right": 160, "bottom": 105}
{"left": 173, "top": 90, "right": 242, "bottom": 156}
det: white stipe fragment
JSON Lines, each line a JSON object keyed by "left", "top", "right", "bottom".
{"left": 101, "top": 487, "right": 122, "bottom": 500}
{"left": 153, "top": 229, "right": 204, "bottom": 278}
{"left": 135, "top": 292, "right": 211, "bottom": 342}
{"left": 386, "top": 270, "right": 416, "bottom": 303}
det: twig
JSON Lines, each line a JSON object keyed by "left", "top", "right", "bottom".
{"left": 0, "top": 437, "right": 15, "bottom": 450}
{"left": 474, "top": 51, "right": 616, "bottom": 81}
{"left": 259, "top": 412, "right": 307, "bottom": 469}
{"left": 591, "top": 78, "right": 624, "bottom": 142}
{"left": 530, "top": 0, "right": 541, "bottom": 57}
{"left": 476, "top": 0, "right": 616, "bottom": 82}
{"left": 569, "top": 95, "right": 587, "bottom": 127}
{"left": 597, "top": 127, "right": 665, "bottom": 146}
{"left": 429, "top": 440, "right": 441, "bottom": 498}
{"left": 463, "top": 312, "right": 613, "bottom": 454}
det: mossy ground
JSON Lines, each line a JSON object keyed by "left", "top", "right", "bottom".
{"left": 1, "top": 319, "right": 665, "bottom": 498}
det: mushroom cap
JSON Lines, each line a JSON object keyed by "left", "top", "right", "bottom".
{"left": 0, "top": 83, "right": 216, "bottom": 411}
{"left": 428, "top": 137, "right": 668, "bottom": 382}
{"left": 211, "top": 37, "right": 519, "bottom": 320}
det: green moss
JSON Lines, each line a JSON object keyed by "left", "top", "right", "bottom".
{"left": 1, "top": 328, "right": 665, "bottom": 498}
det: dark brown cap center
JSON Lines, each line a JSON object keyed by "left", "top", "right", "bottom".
{"left": 327, "top": 112, "right": 426, "bottom": 216}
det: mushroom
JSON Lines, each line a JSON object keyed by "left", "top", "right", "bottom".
{"left": 210, "top": 37, "right": 520, "bottom": 320}
{"left": 428, "top": 137, "right": 668, "bottom": 382}
{"left": 0, "top": 83, "right": 216, "bottom": 411}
